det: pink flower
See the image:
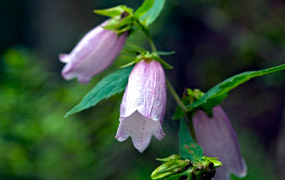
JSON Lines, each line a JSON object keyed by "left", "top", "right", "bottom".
{"left": 59, "top": 20, "right": 127, "bottom": 84}
{"left": 116, "top": 60, "right": 167, "bottom": 153}
{"left": 193, "top": 106, "right": 247, "bottom": 180}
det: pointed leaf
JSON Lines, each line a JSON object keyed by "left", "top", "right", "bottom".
{"left": 134, "top": 0, "right": 154, "bottom": 18}
{"left": 156, "top": 51, "right": 176, "bottom": 56}
{"left": 187, "top": 64, "right": 285, "bottom": 112}
{"left": 65, "top": 66, "right": 133, "bottom": 117}
{"left": 138, "top": 0, "right": 166, "bottom": 27}
{"left": 94, "top": 5, "right": 133, "bottom": 17}
{"left": 156, "top": 155, "right": 181, "bottom": 162}
{"left": 179, "top": 118, "right": 203, "bottom": 162}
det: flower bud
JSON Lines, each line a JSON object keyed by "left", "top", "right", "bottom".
{"left": 115, "top": 60, "right": 167, "bottom": 152}
{"left": 193, "top": 106, "right": 247, "bottom": 180}
{"left": 59, "top": 20, "right": 127, "bottom": 84}
{"left": 151, "top": 159, "right": 189, "bottom": 180}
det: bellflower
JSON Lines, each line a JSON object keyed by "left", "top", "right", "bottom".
{"left": 116, "top": 60, "right": 167, "bottom": 153}
{"left": 193, "top": 106, "right": 247, "bottom": 180}
{"left": 59, "top": 20, "right": 127, "bottom": 84}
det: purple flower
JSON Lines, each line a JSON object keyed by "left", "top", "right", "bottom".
{"left": 59, "top": 20, "right": 127, "bottom": 84}
{"left": 115, "top": 60, "right": 167, "bottom": 153}
{"left": 193, "top": 106, "right": 247, "bottom": 180}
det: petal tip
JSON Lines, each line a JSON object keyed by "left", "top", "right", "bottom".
{"left": 59, "top": 53, "right": 69, "bottom": 63}
{"left": 115, "top": 111, "right": 164, "bottom": 153}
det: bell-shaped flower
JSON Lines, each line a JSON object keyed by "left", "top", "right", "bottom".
{"left": 59, "top": 20, "right": 127, "bottom": 84}
{"left": 193, "top": 106, "right": 247, "bottom": 180}
{"left": 115, "top": 60, "right": 167, "bottom": 153}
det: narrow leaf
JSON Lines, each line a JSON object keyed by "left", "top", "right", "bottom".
{"left": 165, "top": 171, "right": 189, "bottom": 180}
{"left": 156, "top": 51, "right": 176, "bottom": 56}
{"left": 139, "top": 0, "right": 166, "bottom": 27}
{"left": 179, "top": 118, "right": 203, "bottom": 162}
{"left": 126, "top": 41, "right": 147, "bottom": 53}
{"left": 65, "top": 67, "right": 133, "bottom": 117}
{"left": 94, "top": 5, "right": 132, "bottom": 17}
{"left": 187, "top": 64, "right": 285, "bottom": 112}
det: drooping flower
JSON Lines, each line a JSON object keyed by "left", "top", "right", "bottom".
{"left": 193, "top": 106, "right": 247, "bottom": 180}
{"left": 59, "top": 20, "right": 127, "bottom": 84}
{"left": 115, "top": 60, "right": 167, "bottom": 153}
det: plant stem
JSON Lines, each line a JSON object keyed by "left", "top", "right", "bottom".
{"left": 166, "top": 78, "right": 188, "bottom": 113}
{"left": 186, "top": 113, "right": 197, "bottom": 142}
{"left": 138, "top": 19, "right": 197, "bottom": 141}
{"left": 136, "top": 20, "right": 157, "bottom": 52}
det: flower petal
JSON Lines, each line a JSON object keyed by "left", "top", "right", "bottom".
{"left": 116, "top": 111, "right": 165, "bottom": 153}
{"left": 60, "top": 20, "right": 127, "bottom": 84}
{"left": 193, "top": 106, "right": 247, "bottom": 180}
{"left": 120, "top": 60, "right": 167, "bottom": 123}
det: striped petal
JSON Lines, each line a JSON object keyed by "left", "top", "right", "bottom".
{"left": 59, "top": 20, "right": 127, "bottom": 84}
{"left": 116, "top": 60, "right": 167, "bottom": 152}
{"left": 193, "top": 106, "right": 247, "bottom": 180}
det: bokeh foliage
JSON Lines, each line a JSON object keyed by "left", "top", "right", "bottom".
{"left": 1, "top": 0, "right": 285, "bottom": 179}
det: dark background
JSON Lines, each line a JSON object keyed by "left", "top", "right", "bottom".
{"left": 0, "top": 0, "right": 285, "bottom": 179}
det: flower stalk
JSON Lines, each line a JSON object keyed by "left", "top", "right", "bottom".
{"left": 139, "top": 21, "right": 198, "bottom": 142}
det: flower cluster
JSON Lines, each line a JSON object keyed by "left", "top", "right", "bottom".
{"left": 59, "top": 19, "right": 167, "bottom": 152}
{"left": 58, "top": 3, "right": 258, "bottom": 179}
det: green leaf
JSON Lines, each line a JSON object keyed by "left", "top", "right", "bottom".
{"left": 156, "top": 154, "right": 181, "bottom": 162}
{"left": 151, "top": 159, "right": 189, "bottom": 180}
{"left": 165, "top": 171, "right": 189, "bottom": 180}
{"left": 138, "top": 0, "right": 166, "bottom": 27}
{"left": 126, "top": 41, "right": 147, "bottom": 53}
{"left": 172, "top": 106, "right": 184, "bottom": 120}
{"left": 152, "top": 53, "right": 173, "bottom": 69}
{"left": 103, "top": 16, "right": 133, "bottom": 30}
{"left": 179, "top": 118, "right": 203, "bottom": 162}
{"left": 94, "top": 5, "right": 133, "bottom": 17}
{"left": 156, "top": 51, "right": 176, "bottom": 56}
{"left": 186, "top": 64, "right": 285, "bottom": 113}
{"left": 134, "top": 0, "right": 154, "bottom": 18}
{"left": 65, "top": 67, "right": 133, "bottom": 117}
{"left": 202, "top": 156, "right": 222, "bottom": 167}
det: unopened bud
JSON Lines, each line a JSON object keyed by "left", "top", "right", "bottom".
{"left": 151, "top": 159, "right": 189, "bottom": 180}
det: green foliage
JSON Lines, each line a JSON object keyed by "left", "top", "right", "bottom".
{"left": 0, "top": 47, "right": 133, "bottom": 180}
{"left": 186, "top": 64, "right": 285, "bottom": 114}
{"left": 173, "top": 89, "right": 204, "bottom": 120}
{"left": 94, "top": 5, "right": 133, "bottom": 17}
{"left": 156, "top": 154, "right": 181, "bottom": 162}
{"left": 65, "top": 66, "right": 133, "bottom": 117}
{"left": 94, "top": 5, "right": 134, "bottom": 35}
{"left": 151, "top": 154, "right": 222, "bottom": 180}
{"left": 138, "top": 0, "right": 166, "bottom": 27}
{"left": 151, "top": 158, "right": 189, "bottom": 180}
{"left": 134, "top": 0, "right": 155, "bottom": 18}
{"left": 179, "top": 119, "right": 203, "bottom": 162}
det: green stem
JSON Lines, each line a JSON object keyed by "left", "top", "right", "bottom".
{"left": 137, "top": 19, "right": 197, "bottom": 141}
{"left": 136, "top": 20, "right": 157, "bottom": 52}
{"left": 166, "top": 78, "right": 188, "bottom": 113}
{"left": 186, "top": 113, "right": 197, "bottom": 142}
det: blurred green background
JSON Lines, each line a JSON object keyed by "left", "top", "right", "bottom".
{"left": 0, "top": 0, "right": 285, "bottom": 179}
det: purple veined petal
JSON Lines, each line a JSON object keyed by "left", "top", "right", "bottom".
{"left": 116, "top": 60, "right": 167, "bottom": 152}
{"left": 116, "top": 110, "right": 165, "bottom": 153}
{"left": 59, "top": 20, "right": 127, "bottom": 84}
{"left": 193, "top": 106, "right": 247, "bottom": 180}
{"left": 120, "top": 60, "right": 167, "bottom": 123}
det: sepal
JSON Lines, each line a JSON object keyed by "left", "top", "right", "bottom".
{"left": 94, "top": 5, "right": 133, "bottom": 18}
{"left": 151, "top": 154, "right": 222, "bottom": 180}
{"left": 94, "top": 5, "right": 134, "bottom": 35}
{"left": 173, "top": 88, "right": 204, "bottom": 120}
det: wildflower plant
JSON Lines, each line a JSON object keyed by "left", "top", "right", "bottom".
{"left": 60, "top": 0, "right": 285, "bottom": 179}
